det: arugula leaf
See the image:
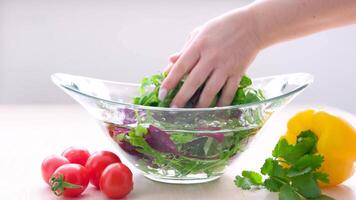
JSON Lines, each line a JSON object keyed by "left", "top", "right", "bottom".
{"left": 135, "top": 73, "right": 167, "bottom": 106}
{"left": 231, "top": 75, "right": 263, "bottom": 105}
{"left": 170, "top": 133, "right": 194, "bottom": 144}
{"left": 181, "top": 137, "right": 208, "bottom": 157}
{"left": 135, "top": 125, "right": 148, "bottom": 137}
{"left": 239, "top": 76, "right": 252, "bottom": 88}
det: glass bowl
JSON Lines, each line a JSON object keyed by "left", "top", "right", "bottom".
{"left": 52, "top": 73, "right": 313, "bottom": 184}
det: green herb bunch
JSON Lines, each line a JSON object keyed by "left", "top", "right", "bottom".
{"left": 235, "top": 130, "right": 334, "bottom": 200}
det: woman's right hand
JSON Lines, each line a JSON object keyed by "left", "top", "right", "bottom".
{"left": 159, "top": 7, "right": 263, "bottom": 108}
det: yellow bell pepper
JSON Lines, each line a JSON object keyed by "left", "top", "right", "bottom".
{"left": 283, "top": 109, "right": 356, "bottom": 187}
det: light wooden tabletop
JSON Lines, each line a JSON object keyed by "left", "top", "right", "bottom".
{"left": 0, "top": 104, "right": 355, "bottom": 200}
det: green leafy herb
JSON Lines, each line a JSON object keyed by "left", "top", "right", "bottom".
{"left": 287, "top": 154, "right": 324, "bottom": 177}
{"left": 313, "top": 172, "right": 330, "bottom": 184}
{"left": 279, "top": 185, "right": 301, "bottom": 200}
{"left": 234, "top": 170, "right": 263, "bottom": 190}
{"left": 234, "top": 130, "right": 335, "bottom": 200}
{"left": 264, "top": 178, "right": 283, "bottom": 192}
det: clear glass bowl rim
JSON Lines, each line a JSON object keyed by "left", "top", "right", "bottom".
{"left": 51, "top": 72, "right": 313, "bottom": 112}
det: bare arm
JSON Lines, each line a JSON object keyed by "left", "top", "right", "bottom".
{"left": 160, "top": 0, "right": 356, "bottom": 108}
{"left": 251, "top": 0, "right": 356, "bottom": 48}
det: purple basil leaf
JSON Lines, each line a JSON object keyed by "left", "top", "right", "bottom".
{"left": 231, "top": 109, "right": 242, "bottom": 119}
{"left": 122, "top": 108, "right": 137, "bottom": 124}
{"left": 108, "top": 126, "right": 142, "bottom": 156}
{"left": 118, "top": 141, "right": 158, "bottom": 168}
{"left": 107, "top": 124, "right": 130, "bottom": 137}
{"left": 119, "top": 141, "right": 141, "bottom": 155}
{"left": 107, "top": 125, "right": 142, "bottom": 157}
{"left": 112, "top": 127, "right": 130, "bottom": 135}
{"left": 145, "top": 125, "right": 177, "bottom": 154}
{"left": 145, "top": 156, "right": 159, "bottom": 168}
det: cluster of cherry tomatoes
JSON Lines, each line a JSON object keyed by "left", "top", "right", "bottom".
{"left": 41, "top": 147, "right": 133, "bottom": 198}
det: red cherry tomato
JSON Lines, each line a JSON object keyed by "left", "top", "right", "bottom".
{"left": 100, "top": 163, "right": 133, "bottom": 199}
{"left": 85, "top": 151, "right": 121, "bottom": 188}
{"left": 50, "top": 164, "right": 89, "bottom": 197}
{"left": 41, "top": 155, "right": 70, "bottom": 184}
{"left": 62, "top": 147, "right": 90, "bottom": 166}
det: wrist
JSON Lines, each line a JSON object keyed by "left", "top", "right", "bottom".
{"left": 224, "top": 7, "right": 264, "bottom": 51}
{"left": 246, "top": 3, "right": 276, "bottom": 50}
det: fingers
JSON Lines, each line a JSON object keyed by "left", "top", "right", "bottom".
{"left": 196, "top": 70, "right": 227, "bottom": 108}
{"left": 169, "top": 53, "right": 180, "bottom": 63}
{"left": 181, "top": 27, "right": 200, "bottom": 52}
{"left": 164, "top": 53, "right": 180, "bottom": 73}
{"left": 217, "top": 76, "right": 241, "bottom": 107}
{"left": 164, "top": 28, "right": 200, "bottom": 75}
{"left": 169, "top": 59, "right": 212, "bottom": 108}
{"left": 163, "top": 62, "right": 174, "bottom": 74}
{"left": 159, "top": 45, "right": 200, "bottom": 101}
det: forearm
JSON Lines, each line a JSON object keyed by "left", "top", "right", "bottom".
{"left": 247, "top": 0, "right": 356, "bottom": 49}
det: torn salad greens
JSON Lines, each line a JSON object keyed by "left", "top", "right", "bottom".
{"left": 133, "top": 72, "right": 264, "bottom": 107}
{"left": 109, "top": 123, "right": 259, "bottom": 178}
{"left": 106, "top": 72, "right": 266, "bottom": 180}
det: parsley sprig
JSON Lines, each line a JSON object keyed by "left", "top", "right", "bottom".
{"left": 234, "top": 130, "right": 335, "bottom": 200}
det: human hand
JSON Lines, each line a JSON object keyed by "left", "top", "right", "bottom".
{"left": 159, "top": 8, "right": 262, "bottom": 108}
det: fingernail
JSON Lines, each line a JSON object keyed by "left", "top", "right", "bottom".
{"left": 158, "top": 88, "right": 167, "bottom": 101}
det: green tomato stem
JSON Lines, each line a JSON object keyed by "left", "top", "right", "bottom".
{"left": 49, "top": 174, "right": 82, "bottom": 196}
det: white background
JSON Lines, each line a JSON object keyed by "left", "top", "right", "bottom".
{"left": 1, "top": 0, "right": 356, "bottom": 113}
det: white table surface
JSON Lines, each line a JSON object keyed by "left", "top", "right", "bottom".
{"left": 1, "top": 104, "right": 355, "bottom": 200}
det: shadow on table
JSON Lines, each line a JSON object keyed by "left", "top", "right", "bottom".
{"left": 323, "top": 185, "right": 356, "bottom": 199}
{"left": 262, "top": 184, "right": 356, "bottom": 200}
{"left": 39, "top": 185, "right": 105, "bottom": 200}
{"left": 131, "top": 174, "right": 356, "bottom": 200}
{"left": 131, "top": 173, "right": 242, "bottom": 200}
